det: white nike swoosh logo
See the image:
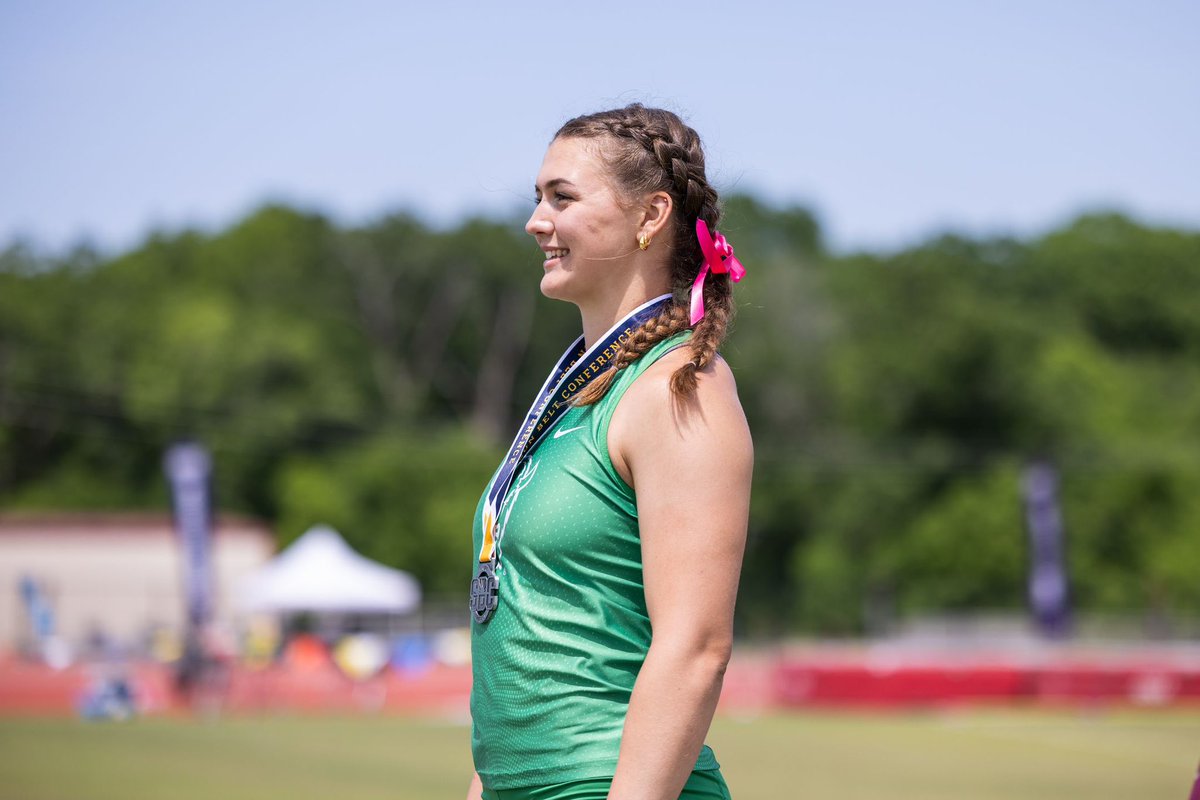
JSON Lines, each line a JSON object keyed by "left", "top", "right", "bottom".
{"left": 553, "top": 425, "right": 586, "bottom": 439}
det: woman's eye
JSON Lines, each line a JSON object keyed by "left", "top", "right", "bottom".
{"left": 532, "top": 191, "right": 573, "bottom": 205}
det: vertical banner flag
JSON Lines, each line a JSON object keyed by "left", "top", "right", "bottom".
{"left": 164, "top": 442, "right": 214, "bottom": 629}
{"left": 1022, "top": 461, "right": 1071, "bottom": 638}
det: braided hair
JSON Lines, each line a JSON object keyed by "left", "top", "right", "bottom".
{"left": 556, "top": 104, "right": 735, "bottom": 405}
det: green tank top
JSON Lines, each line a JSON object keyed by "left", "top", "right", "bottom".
{"left": 469, "top": 331, "right": 719, "bottom": 789}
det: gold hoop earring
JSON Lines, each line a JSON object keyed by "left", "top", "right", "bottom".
{"left": 638, "top": 233, "right": 650, "bottom": 251}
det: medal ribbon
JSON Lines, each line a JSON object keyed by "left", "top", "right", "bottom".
{"left": 477, "top": 293, "right": 673, "bottom": 567}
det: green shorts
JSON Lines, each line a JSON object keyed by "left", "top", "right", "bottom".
{"left": 481, "top": 768, "right": 732, "bottom": 800}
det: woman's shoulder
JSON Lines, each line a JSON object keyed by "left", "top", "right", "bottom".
{"left": 607, "top": 344, "right": 752, "bottom": 491}
{"left": 611, "top": 344, "right": 750, "bottom": 458}
{"left": 646, "top": 348, "right": 743, "bottom": 420}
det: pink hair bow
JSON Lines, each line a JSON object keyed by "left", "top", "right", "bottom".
{"left": 689, "top": 219, "right": 746, "bottom": 325}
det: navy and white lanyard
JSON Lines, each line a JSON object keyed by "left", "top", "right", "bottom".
{"left": 470, "top": 293, "right": 671, "bottom": 623}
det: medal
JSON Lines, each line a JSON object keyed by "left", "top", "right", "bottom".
{"left": 469, "top": 561, "right": 499, "bottom": 624}
{"left": 469, "top": 294, "right": 673, "bottom": 623}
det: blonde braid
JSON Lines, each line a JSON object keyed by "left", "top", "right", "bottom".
{"left": 572, "top": 302, "right": 691, "bottom": 407}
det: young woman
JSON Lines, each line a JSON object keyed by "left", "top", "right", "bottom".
{"left": 467, "top": 104, "right": 753, "bottom": 800}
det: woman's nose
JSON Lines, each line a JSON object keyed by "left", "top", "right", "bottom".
{"left": 525, "top": 204, "right": 552, "bottom": 237}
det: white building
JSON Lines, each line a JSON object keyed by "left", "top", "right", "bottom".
{"left": 0, "top": 512, "right": 274, "bottom": 652}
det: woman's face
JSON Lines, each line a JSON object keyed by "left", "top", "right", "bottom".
{"left": 526, "top": 136, "right": 643, "bottom": 306}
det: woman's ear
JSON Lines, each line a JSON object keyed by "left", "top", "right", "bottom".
{"left": 638, "top": 190, "right": 674, "bottom": 242}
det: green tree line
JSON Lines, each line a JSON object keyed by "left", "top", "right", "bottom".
{"left": 2, "top": 199, "right": 1198, "bottom": 634}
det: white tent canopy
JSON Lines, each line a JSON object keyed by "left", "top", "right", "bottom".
{"left": 238, "top": 525, "right": 420, "bottom": 614}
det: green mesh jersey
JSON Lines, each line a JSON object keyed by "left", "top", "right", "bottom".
{"left": 470, "top": 331, "right": 719, "bottom": 789}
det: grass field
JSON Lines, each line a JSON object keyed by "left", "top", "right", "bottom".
{"left": 0, "top": 709, "right": 1196, "bottom": 799}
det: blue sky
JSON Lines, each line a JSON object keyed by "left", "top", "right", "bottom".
{"left": 2, "top": 1, "right": 1197, "bottom": 254}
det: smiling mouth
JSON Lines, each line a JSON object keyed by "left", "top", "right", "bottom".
{"left": 543, "top": 248, "right": 569, "bottom": 263}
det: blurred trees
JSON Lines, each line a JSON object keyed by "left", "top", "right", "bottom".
{"left": 2, "top": 202, "right": 1198, "bottom": 633}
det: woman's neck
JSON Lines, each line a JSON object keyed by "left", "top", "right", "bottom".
{"left": 579, "top": 278, "right": 671, "bottom": 348}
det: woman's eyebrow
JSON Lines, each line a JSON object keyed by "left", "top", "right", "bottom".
{"left": 534, "top": 178, "right": 577, "bottom": 193}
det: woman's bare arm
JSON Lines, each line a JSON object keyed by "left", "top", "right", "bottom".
{"left": 606, "top": 351, "right": 753, "bottom": 800}
{"left": 467, "top": 771, "right": 483, "bottom": 800}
